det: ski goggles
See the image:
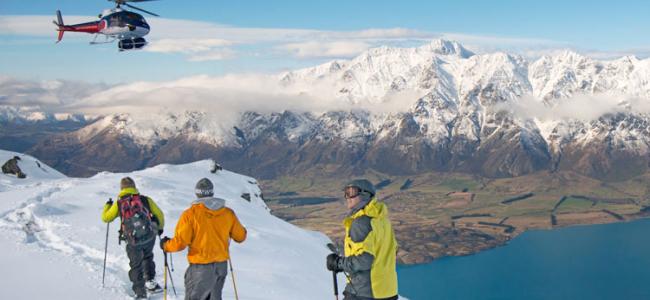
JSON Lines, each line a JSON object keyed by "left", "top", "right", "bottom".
{"left": 344, "top": 186, "right": 362, "bottom": 199}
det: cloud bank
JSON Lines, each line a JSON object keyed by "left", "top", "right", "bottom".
{"left": 0, "top": 74, "right": 417, "bottom": 126}
{"left": 0, "top": 76, "right": 108, "bottom": 110}
{"left": 4, "top": 72, "right": 650, "bottom": 131}
{"left": 497, "top": 94, "right": 650, "bottom": 123}
{"left": 2, "top": 14, "right": 628, "bottom": 63}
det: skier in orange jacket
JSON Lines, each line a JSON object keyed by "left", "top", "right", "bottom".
{"left": 160, "top": 178, "right": 246, "bottom": 300}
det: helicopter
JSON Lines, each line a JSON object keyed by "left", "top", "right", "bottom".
{"left": 53, "top": 0, "right": 159, "bottom": 51}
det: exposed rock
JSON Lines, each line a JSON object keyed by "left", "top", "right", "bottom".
{"left": 2, "top": 156, "right": 26, "bottom": 178}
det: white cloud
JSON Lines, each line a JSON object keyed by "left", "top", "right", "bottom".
{"left": 0, "top": 76, "right": 108, "bottom": 109}
{"left": 580, "top": 48, "right": 650, "bottom": 60}
{"left": 69, "top": 74, "right": 346, "bottom": 115}
{"left": 0, "top": 15, "right": 92, "bottom": 36}
{"left": 0, "top": 72, "right": 421, "bottom": 128}
{"left": 441, "top": 33, "right": 564, "bottom": 48}
{"left": 142, "top": 19, "right": 439, "bottom": 60}
{"left": 3, "top": 14, "right": 650, "bottom": 69}
{"left": 280, "top": 41, "right": 371, "bottom": 58}
{"left": 4, "top": 72, "right": 650, "bottom": 131}
{"left": 0, "top": 14, "right": 584, "bottom": 62}
{"left": 145, "top": 38, "right": 235, "bottom": 61}
{"left": 344, "top": 28, "right": 433, "bottom": 39}
{"left": 145, "top": 38, "right": 233, "bottom": 54}
{"left": 497, "top": 94, "right": 650, "bottom": 122}
{"left": 187, "top": 49, "right": 236, "bottom": 62}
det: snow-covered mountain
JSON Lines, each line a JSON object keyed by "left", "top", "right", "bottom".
{"left": 22, "top": 39, "right": 650, "bottom": 180}
{"left": 0, "top": 149, "right": 349, "bottom": 299}
{"left": 0, "top": 105, "right": 95, "bottom": 153}
{"left": 0, "top": 106, "right": 91, "bottom": 124}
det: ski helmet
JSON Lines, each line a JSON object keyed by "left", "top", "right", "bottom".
{"left": 343, "top": 179, "right": 376, "bottom": 198}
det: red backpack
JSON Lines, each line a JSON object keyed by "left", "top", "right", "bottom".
{"left": 118, "top": 194, "right": 155, "bottom": 246}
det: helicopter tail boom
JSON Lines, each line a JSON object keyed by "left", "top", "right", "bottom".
{"left": 54, "top": 10, "right": 102, "bottom": 43}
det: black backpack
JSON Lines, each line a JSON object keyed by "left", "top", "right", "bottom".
{"left": 118, "top": 194, "right": 156, "bottom": 246}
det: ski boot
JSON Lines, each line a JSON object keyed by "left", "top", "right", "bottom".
{"left": 145, "top": 280, "right": 163, "bottom": 294}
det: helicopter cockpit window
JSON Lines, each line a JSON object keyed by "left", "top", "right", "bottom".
{"left": 125, "top": 12, "right": 145, "bottom": 22}
{"left": 116, "top": 11, "right": 146, "bottom": 26}
{"left": 110, "top": 15, "right": 122, "bottom": 27}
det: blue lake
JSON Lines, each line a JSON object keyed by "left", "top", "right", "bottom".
{"left": 397, "top": 218, "right": 650, "bottom": 300}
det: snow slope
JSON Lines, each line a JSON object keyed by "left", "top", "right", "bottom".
{"left": 0, "top": 150, "right": 65, "bottom": 183}
{"left": 0, "top": 150, "right": 350, "bottom": 299}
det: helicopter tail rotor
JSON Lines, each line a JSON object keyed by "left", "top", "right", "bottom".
{"left": 53, "top": 10, "right": 65, "bottom": 43}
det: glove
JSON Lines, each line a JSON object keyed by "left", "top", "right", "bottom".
{"left": 326, "top": 253, "right": 343, "bottom": 273}
{"left": 105, "top": 198, "right": 113, "bottom": 206}
{"left": 160, "top": 236, "right": 170, "bottom": 251}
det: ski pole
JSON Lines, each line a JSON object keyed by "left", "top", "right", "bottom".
{"left": 169, "top": 252, "right": 175, "bottom": 272}
{"left": 167, "top": 261, "right": 177, "bottom": 296}
{"left": 228, "top": 258, "right": 240, "bottom": 300}
{"left": 327, "top": 243, "right": 339, "bottom": 299}
{"left": 333, "top": 270, "right": 339, "bottom": 300}
{"left": 102, "top": 198, "right": 111, "bottom": 288}
{"left": 327, "top": 243, "right": 358, "bottom": 296}
{"left": 163, "top": 252, "right": 168, "bottom": 300}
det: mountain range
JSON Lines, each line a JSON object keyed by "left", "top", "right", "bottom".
{"left": 4, "top": 39, "right": 650, "bottom": 180}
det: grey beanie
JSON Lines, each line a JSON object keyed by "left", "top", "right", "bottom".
{"left": 120, "top": 177, "right": 136, "bottom": 189}
{"left": 195, "top": 178, "right": 214, "bottom": 197}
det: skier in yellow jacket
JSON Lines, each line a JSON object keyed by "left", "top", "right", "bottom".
{"left": 102, "top": 177, "right": 165, "bottom": 299}
{"left": 160, "top": 178, "right": 247, "bottom": 300}
{"left": 327, "top": 179, "right": 398, "bottom": 300}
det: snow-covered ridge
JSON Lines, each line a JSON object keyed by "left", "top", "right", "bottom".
{"left": 282, "top": 39, "right": 650, "bottom": 104}
{"left": 75, "top": 112, "right": 238, "bottom": 146}
{"left": 0, "top": 105, "right": 92, "bottom": 124}
{"left": 0, "top": 151, "right": 347, "bottom": 299}
{"left": 0, "top": 149, "right": 65, "bottom": 185}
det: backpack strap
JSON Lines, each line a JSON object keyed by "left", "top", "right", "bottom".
{"left": 134, "top": 195, "right": 159, "bottom": 228}
{"left": 116, "top": 194, "right": 133, "bottom": 243}
{"left": 139, "top": 195, "right": 152, "bottom": 211}
{"left": 116, "top": 194, "right": 132, "bottom": 219}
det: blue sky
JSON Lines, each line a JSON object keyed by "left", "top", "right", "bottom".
{"left": 2, "top": 0, "right": 650, "bottom": 83}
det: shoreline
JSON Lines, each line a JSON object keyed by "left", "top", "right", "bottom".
{"left": 262, "top": 171, "right": 650, "bottom": 266}
{"left": 396, "top": 211, "right": 650, "bottom": 265}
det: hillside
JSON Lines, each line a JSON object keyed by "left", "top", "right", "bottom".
{"left": 0, "top": 149, "right": 349, "bottom": 299}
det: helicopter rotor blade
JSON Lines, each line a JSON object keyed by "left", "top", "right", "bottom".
{"left": 124, "top": 3, "right": 160, "bottom": 17}
{"left": 110, "top": 0, "right": 159, "bottom": 4}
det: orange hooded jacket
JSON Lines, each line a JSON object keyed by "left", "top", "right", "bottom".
{"left": 163, "top": 197, "right": 246, "bottom": 264}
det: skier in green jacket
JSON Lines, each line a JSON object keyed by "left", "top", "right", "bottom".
{"left": 102, "top": 177, "right": 165, "bottom": 299}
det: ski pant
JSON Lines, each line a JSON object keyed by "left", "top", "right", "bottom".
{"left": 126, "top": 239, "right": 156, "bottom": 296}
{"left": 184, "top": 261, "right": 228, "bottom": 300}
